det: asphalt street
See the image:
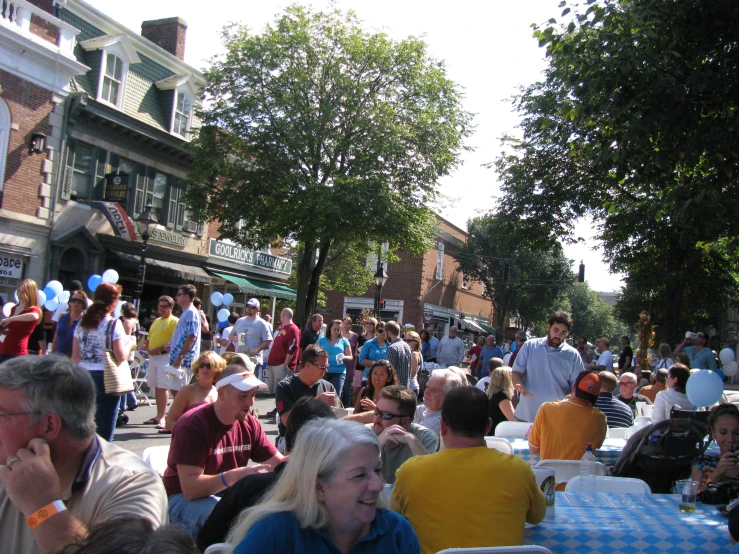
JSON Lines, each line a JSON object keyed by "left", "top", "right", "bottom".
{"left": 112, "top": 391, "right": 279, "bottom": 458}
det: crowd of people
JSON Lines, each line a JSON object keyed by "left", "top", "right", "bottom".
{"left": 1, "top": 278, "right": 737, "bottom": 553}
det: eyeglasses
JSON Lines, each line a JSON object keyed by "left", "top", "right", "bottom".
{"left": 199, "top": 363, "right": 212, "bottom": 369}
{"left": 374, "top": 407, "right": 408, "bottom": 421}
{"left": 377, "top": 328, "right": 385, "bottom": 333}
{"left": 619, "top": 381, "right": 636, "bottom": 387}
{"left": 404, "top": 339, "right": 417, "bottom": 343}
{"left": 310, "top": 362, "right": 329, "bottom": 370}
{"left": 0, "top": 411, "right": 41, "bottom": 418}
{"left": 69, "top": 298, "right": 85, "bottom": 304}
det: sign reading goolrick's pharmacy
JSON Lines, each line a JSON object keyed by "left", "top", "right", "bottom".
{"left": 209, "top": 239, "right": 292, "bottom": 275}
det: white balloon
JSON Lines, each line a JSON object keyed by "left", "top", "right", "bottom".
{"left": 58, "top": 290, "right": 71, "bottom": 303}
{"left": 503, "top": 352, "right": 512, "bottom": 366}
{"left": 45, "top": 280, "right": 63, "bottom": 296}
{"left": 37, "top": 290, "right": 46, "bottom": 306}
{"left": 724, "top": 360, "right": 739, "bottom": 377}
{"left": 719, "top": 348, "right": 736, "bottom": 365}
{"left": 102, "top": 269, "right": 119, "bottom": 284}
{"left": 14, "top": 290, "right": 18, "bottom": 303}
{"left": 2, "top": 302, "right": 15, "bottom": 318}
{"left": 44, "top": 297, "right": 59, "bottom": 311}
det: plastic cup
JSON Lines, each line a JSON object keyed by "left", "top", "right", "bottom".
{"left": 676, "top": 480, "right": 699, "bottom": 512}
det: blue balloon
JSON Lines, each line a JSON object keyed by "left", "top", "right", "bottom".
{"left": 210, "top": 291, "right": 223, "bottom": 307}
{"left": 218, "top": 320, "right": 228, "bottom": 329}
{"left": 686, "top": 370, "right": 724, "bottom": 408}
{"left": 43, "top": 285, "right": 57, "bottom": 301}
{"left": 222, "top": 293, "right": 234, "bottom": 306}
{"left": 217, "top": 308, "right": 230, "bottom": 323}
{"left": 88, "top": 274, "right": 102, "bottom": 292}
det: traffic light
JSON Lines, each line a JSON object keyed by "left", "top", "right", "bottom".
{"left": 379, "top": 299, "right": 386, "bottom": 309}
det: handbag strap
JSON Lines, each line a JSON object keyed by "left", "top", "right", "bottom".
{"left": 105, "top": 318, "right": 115, "bottom": 352}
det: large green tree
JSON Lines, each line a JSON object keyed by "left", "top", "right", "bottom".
{"left": 454, "top": 215, "right": 573, "bottom": 336}
{"left": 568, "top": 282, "right": 619, "bottom": 342}
{"left": 186, "top": 5, "right": 473, "bottom": 326}
{"left": 497, "top": 0, "right": 739, "bottom": 345}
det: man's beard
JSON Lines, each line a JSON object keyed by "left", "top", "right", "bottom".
{"left": 547, "top": 336, "right": 562, "bottom": 347}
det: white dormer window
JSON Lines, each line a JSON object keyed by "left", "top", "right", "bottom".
{"left": 155, "top": 75, "right": 198, "bottom": 140}
{"left": 102, "top": 53, "right": 123, "bottom": 105}
{"left": 80, "top": 34, "right": 141, "bottom": 111}
{"left": 173, "top": 91, "right": 191, "bottom": 137}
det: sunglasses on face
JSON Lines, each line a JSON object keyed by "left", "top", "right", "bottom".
{"left": 69, "top": 298, "right": 85, "bottom": 304}
{"left": 377, "top": 328, "right": 385, "bottom": 333}
{"left": 374, "top": 407, "right": 407, "bottom": 420}
{"left": 199, "top": 363, "right": 212, "bottom": 369}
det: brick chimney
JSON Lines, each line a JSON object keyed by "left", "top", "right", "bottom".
{"left": 141, "top": 17, "right": 187, "bottom": 60}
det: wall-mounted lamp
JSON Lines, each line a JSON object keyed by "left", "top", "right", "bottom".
{"left": 30, "top": 133, "right": 46, "bottom": 154}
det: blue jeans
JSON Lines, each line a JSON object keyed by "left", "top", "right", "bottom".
{"left": 168, "top": 493, "right": 219, "bottom": 539}
{"left": 341, "top": 368, "right": 354, "bottom": 408}
{"left": 120, "top": 391, "right": 137, "bottom": 410}
{"left": 89, "top": 371, "right": 121, "bottom": 442}
{"left": 325, "top": 372, "right": 345, "bottom": 403}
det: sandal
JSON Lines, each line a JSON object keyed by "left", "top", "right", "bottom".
{"left": 157, "top": 429, "right": 172, "bottom": 435}
{"left": 143, "top": 417, "right": 161, "bottom": 425}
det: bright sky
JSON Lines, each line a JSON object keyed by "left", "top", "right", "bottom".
{"left": 85, "top": 0, "right": 624, "bottom": 293}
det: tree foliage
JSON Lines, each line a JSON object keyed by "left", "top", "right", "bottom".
{"left": 497, "top": 0, "right": 739, "bottom": 345}
{"left": 567, "top": 282, "right": 619, "bottom": 342}
{"left": 186, "top": 5, "right": 473, "bottom": 327}
{"left": 454, "top": 215, "right": 573, "bottom": 336}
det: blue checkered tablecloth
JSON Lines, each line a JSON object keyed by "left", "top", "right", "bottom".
{"left": 511, "top": 438, "right": 720, "bottom": 467}
{"left": 524, "top": 492, "right": 731, "bottom": 553}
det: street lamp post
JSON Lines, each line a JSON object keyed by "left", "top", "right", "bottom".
{"left": 373, "top": 259, "right": 388, "bottom": 319}
{"left": 133, "top": 203, "right": 158, "bottom": 310}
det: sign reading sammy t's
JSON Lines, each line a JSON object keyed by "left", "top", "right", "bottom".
{"left": 92, "top": 202, "right": 138, "bottom": 242}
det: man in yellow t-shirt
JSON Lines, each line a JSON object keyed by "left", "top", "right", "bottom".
{"left": 528, "top": 370, "right": 607, "bottom": 464}
{"left": 143, "top": 296, "right": 179, "bottom": 427}
{"left": 391, "top": 387, "right": 545, "bottom": 554}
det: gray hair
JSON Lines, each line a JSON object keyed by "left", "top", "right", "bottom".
{"left": 0, "top": 355, "right": 96, "bottom": 441}
{"left": 227, "top": 419, "right": 384, "bottom": 544}
{"left": 430, "top": 367, "right": 466, "bottom": 393}
{"left": 620, "top": 372, "right": 638, "bottom": 383}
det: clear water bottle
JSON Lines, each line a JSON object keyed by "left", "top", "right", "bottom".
{"left": 579, "top": 443, "right": 597, "bottom": 495}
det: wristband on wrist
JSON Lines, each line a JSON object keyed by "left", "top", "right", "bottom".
{"left": 27, "top": 500, "right": 66, "bottom": 529}
{"left": 220, "top": 472, "right": 229, "bottom": 488}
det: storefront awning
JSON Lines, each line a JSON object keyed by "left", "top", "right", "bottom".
{"left": 458, "top": 319, "right": 486, "bottom": 334}
{"left": 479, "top": 322, "right": 496, "bottom": 335}
{"left": 112, "top": 251, "right": 211, "bottom": 284}
{"left": 213, "top": 271, "right": 297, "bottom": 301}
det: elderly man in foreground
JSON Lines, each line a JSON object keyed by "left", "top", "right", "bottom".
{"left": 0, "top": 355, "right": 167, "bottom": 554}
{"left": 413, "top": 368, "right": 465, "bottom": 438}
{"left": 163, "top": 365, "right": 285, "bottom": 538}
{"left": 392, "top": 386, "right": 545, "bottom": 554}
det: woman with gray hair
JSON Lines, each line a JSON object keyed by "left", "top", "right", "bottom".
{"left": 227, "top": 419, "right": 420, "bottom": 554}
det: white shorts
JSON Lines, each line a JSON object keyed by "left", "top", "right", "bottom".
{"left": 147, "top": 354, "right": 170, "bottom": 390}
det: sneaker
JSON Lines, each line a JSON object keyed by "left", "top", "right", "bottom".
{"left": 266, "top": 408, "right": 278, "bottom": 417}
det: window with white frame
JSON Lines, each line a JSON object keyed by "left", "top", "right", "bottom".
{"left": 0, "top": 98, "right": 10, "bottom": 195}
{"left": 173, "top": 91, "right": 191, "bottom": 137}
{"left": 102, "top": 53, "right": 123, "bottom": 106}
{"left": 435, "top": 240, "right": 444, "bottom": 280}
{"left": 462, "top": 272, "right": 469, "bottom": 289}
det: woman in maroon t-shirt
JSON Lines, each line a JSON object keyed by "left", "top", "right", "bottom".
{"left": 0, "top": 279, "right": 42, "bottom": 361}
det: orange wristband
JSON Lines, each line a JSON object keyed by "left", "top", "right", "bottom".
{"left": 27, "top": 500, "right": 66, "bottom": 529}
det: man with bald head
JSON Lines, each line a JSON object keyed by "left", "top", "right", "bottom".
{"left": 266, "top": 308, "right": 301, "bottom": 396}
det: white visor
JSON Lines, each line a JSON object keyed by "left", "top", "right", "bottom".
{"left": 215, "top": 372, "right": 267, "bottom": 391}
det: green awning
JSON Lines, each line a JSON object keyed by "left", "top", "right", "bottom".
{"left": 479, "top": 322, "right": 496, "bottom": 335}
{"left": 213, "top": 271, "right": 297, "bottom": 301}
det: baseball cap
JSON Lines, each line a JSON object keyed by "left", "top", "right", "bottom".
{"left": 246, "top": 298, "right": 260, "bottom": 309}
{"left": 215, "top": 371, "right": 266, "bottom": 391}
{"left": 576, "top": 372, "right": 601, "bottom": 396}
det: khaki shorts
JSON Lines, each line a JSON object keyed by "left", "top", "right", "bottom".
{"left": 147, "top": 354, "right": 170, "bottom": 389}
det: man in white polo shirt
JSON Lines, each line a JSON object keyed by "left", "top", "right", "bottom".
{"left": 512, "top": 311, "right": 585, "bottom": 422}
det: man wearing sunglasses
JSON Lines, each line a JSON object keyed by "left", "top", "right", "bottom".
{"left": 274, "top": 344, "right": 336, "bottom": 452}
{"left": 373, "top": 385, "right": 437, "bottom": 484}
{"left": 673, "top": 330, "right": 717, "bottom": 370}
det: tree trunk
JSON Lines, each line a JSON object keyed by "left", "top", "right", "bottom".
{"left": 293, "top": 239, "right": 332, "bottom": 329}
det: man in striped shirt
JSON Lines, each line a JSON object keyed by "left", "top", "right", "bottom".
{"left": 594, "top": 371, "right": 634, "bottom": 428}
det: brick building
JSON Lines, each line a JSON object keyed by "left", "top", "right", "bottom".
{"left": 324, "top": 215, "right": 495, "bottom": 343}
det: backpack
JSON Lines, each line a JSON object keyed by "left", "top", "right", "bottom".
{"left": 611, "top": 418, "right": 709, "bottom": 493}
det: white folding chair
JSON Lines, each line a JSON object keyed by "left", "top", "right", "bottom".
{"left": 494, "top": 421, "right": 532, "bottom": 438}
{"left": 566, "top": 475, "right": 651, "bottom": 494}
{"left": 436, "top": 546, "right": 554, "bottom": 553}
{"left": 204, "top": 544, "right": 233, "bottom": 554}
{"left": 535, "top": 459, "right": 605, "bottom": 486}
{"left": 606, "top": 427, "right": 630, "bottom": 439}
{"left": 484, "top": 436, "right": 514, "bottom": 454}
{"left": 635, "top": 415, "right": 651, "bottom": 426}
{"left": 131, "top": 352, "right": 152, "bottom": 407}
{"left": 141, "top": 445, "right": 170, "bottom": 476}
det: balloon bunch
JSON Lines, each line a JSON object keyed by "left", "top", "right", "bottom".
{"left": 211, "top": 291, "right": 235, "bottom": 324}
{"left": 719, "top": 348, "right": 738, "bottom": 377}
{"left": 40, "top": 280, "right": 64, "bottom": 311}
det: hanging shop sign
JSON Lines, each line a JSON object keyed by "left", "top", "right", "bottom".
{"left": 209, "top": 239, "right": 292, "bottom": 275}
